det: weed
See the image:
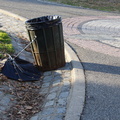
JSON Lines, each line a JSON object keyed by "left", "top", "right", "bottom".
{"left": 0, "top": 31, "right": 14, "bottom": 59}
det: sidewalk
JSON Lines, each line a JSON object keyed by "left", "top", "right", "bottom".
{"left": 63, "top": 16, "right": 120, "bottom": 57}
{"left": 1, "top": 8, "right": 120, "bottom": 120}
{"left": 0, "top": 10, "right": 85, "bottom": 120}
{"left": 62, "top": 14, "right": 120, "bottom": 120}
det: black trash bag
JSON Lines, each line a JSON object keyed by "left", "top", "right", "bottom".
{"left": 1, "top": 57, "right": 41, "bottom": 81}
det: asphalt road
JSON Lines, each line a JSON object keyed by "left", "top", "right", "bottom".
{"left": 0, "top": 0, "right": 120, "bottom": 120}
{"left": 68, "top": 42, "right": 120, "bottom": 120}
{"left": 0, "top": 0, "right": 119, "bottom": 19}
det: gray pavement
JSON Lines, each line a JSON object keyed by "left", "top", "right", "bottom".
{"left": 0, "top": 12, "right": 71, "bottom": 120}
{"left": 63, "top": 15, "right": 120, "bottom": 120}
{"left": 63, "top": 16, "right": 120, "bottom": 57}
{"left": 62, "top": 11, "right": 120, "bottom": 120}
{"left": 0, "top": 11, "right": 84, "bottom": 120}
{"left": 0, "top": 0, "right": 120, "bottom": 120}
{"left": 78, "top": 19, "right": 120, "bottom": 48}
{"left": 68, "top": 42, "right": 120, "bottom": 120}
{"left": 0, "top": 0, "right": 119, "bottom": 19}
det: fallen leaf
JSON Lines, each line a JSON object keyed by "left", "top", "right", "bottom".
{"left": 25, "top": 106, "right": 33, "bottom": 110}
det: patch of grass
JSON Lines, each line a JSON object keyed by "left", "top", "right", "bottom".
{"left": 48, "top": 0, "right": 120, "bottom": 12}
{"left": 0, "top": 31, "right": 14, "bottom": 59}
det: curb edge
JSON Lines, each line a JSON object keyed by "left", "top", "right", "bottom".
{"left": 0, "top": 9, "right": 85, "bottom": 120}
{"left": 0, "top": 9, "right": 27, "bottom": 21}
{"left": 65, "top": 42, "right": 85, "bottom": 120}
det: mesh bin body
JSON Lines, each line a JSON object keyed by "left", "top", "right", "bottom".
{"left": 25, "top": 15, "right": 65, "bottom": 71}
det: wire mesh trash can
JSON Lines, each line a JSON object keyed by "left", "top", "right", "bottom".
{"left": 25, "top": 15, "right": 65, "bottom": 71}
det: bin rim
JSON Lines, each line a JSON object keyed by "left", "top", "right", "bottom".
{"left": 25, "top": 15, "right": 61, "bottom": 25}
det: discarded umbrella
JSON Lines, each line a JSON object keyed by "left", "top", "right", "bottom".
{"left": 1, "top": 36, "right": 41, "bottom": 81}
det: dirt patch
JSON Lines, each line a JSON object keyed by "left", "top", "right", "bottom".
{"left": 0, "top": 61, "right": 45, "bottom": 120}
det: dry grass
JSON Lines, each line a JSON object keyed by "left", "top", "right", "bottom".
{"left": 48, "top": 0, "right": 120, "bottom": 12}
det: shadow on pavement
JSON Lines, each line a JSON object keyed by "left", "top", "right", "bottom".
{"left": 82, "top": 62, "right": 120, "bottom": 75}
{"left": 70, "top": 60, "right": 120, "bottom": 75}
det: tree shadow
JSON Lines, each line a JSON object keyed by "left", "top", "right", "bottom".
{"left": 78, "top": 61, "right": 120, "bottom": 120}
{"left": 71, "top": 60, "right": 120, "bottom": 75}
{"left": 81, "top": 62, "right": 120, "bottom": 75}
{"left": 69, "top": 60, "right": 120, "bottom": 79}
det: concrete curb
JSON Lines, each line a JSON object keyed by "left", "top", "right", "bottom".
{"left": 65, "top": 42, "right": 85, "bottom": 120}
{"left": 0, "top": 9, "right": 27, "bottom": 21}
{"left": 0, "top": 9, "right": 85, "bottom": 120}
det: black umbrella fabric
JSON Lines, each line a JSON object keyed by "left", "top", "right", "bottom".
{"left": 2, "top": 56, "right": 41, "bottom": 81}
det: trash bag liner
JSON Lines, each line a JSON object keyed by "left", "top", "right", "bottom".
{"left": 25, "top": 15, "right": 61, "bottom": 30}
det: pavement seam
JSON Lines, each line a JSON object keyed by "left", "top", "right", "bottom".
{"left": 0, "top": 9, "right": 85, "bottom": 120}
